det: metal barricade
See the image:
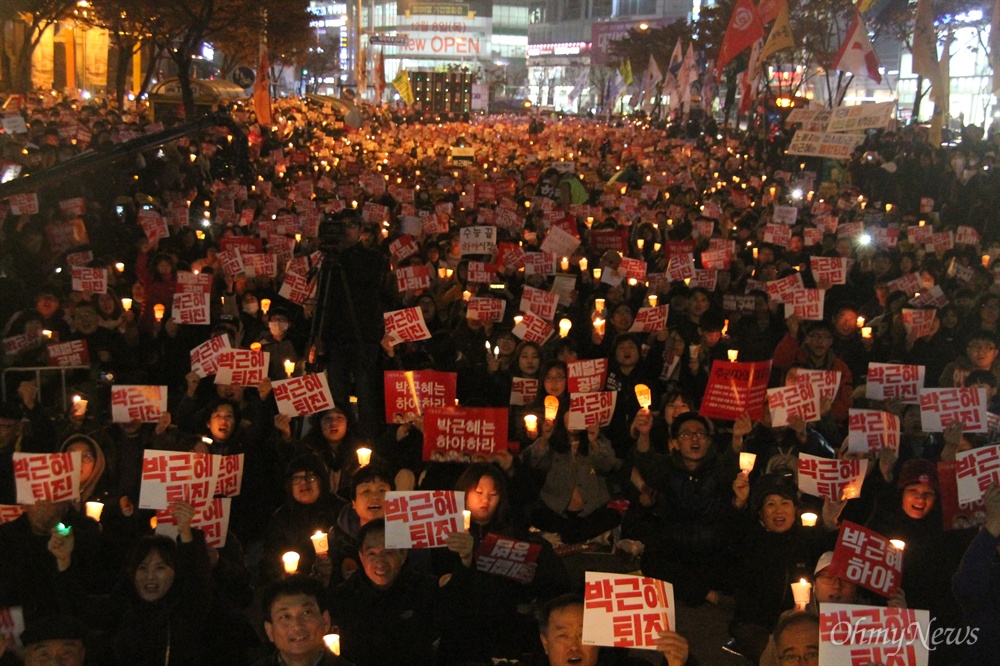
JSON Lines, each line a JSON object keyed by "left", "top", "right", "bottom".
{"left": 1, "top": 366, "right": 92, "bottom": 413}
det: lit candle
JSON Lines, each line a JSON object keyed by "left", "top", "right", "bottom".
{"left": 752, "top": 247, "right": 759, "bottom": 260}
{"left": 653, "top": 242, "right": 661, "bottom": 252}
{"left": 283, "top": 359, "right": 295, "bottom": 378}
{"left": 445, "top": 269, "right": 454, "bottom": 278}
{"left": 356, "top": 447, "right": 372, "bottom": 467}
{"left": 593, "top": 268, "right": 602, "bottom": 280}
{"left": 281, "top": 551, "right": 300, "bottom": 574}
{"left": 634, "top": 384, "right": 651, "bottom": 409}
{"left": 983, "top": 254, "right": 991, "bottom": 268}
{"left": 628, "top": 278, "right": 638, "bottom": 286}
{"left": 636, "top": 239, "right": 644, "bottom": 250}
{"left": 260, "top": 298, "right": 271, "bottom": 315}
{"left": 250, "top": 342, "right": 262, "bottom": 351}
{"left": 739, "top": 452, "right": 756, "bottom": 473}
{"left": 513, "top": 315, "right": 523, "bottom": 326}
{"left": 85, "top": 501, "right": 104, "bottom": 521}
{"left": 790, "top": 578, "right": 812, "bottom": 610}
{"left": 42, "top": 329, "right": 52, "bottom": 339}
{"left": 586, "top": 216, "right": 594, "bottom": 227}
{"left": 558, "top": 318, "right": 572, "bottom": 338}
{"left": 544, "top": 395, "right": 559, "bottom": 422}
{"left": 728, "top": 349, "right": 739, "bottom": 362}
{"left": 323, "top": 634, "right": 340, "bottom": 656}
{"left": 295, "top": 233, "right": 302, "bottom": 243}
{"left": 153, "top": 304, "right": 165, "bottom": 321}
{"left": 72, "top": 395, "right": 87, "bottom": 417}
{"left": 524, "top": 414, "right": 538, "bottom": 437}
{"left": 648, "top": 294, "right": 658, "bottom": 307}
{"left": 438, "top": 267, "right": 448, "bottom": 279}
{"left": 121, "top": 298, "right": 132, "bottom": 311}
{"left": 800, "top": 512, "right": 818, "bottom": 527}
{"left": 560, "top": 256, "right": 570, "bottom": 272}
{"left": 463, "top": 510, "right": 471, "bottom": 531}
{"left": 579, "top": 257, "right": 588, "bottom": 271}
{"left": 889, "top": 539, "right": 906, "bottom": 551}
{"left": 856, "top": 316, "right": 865, "bottom": 329}
{"left": 723, "top": 319, "right": 729, "bottom": 336}
{"left": 861, "top": 326, "right": 872, "bottom": 339}
{"left": 115, "top": 262, "right": 125, "bottom": 272}
{"left": 593, "top": 317, "right": 606, "bottom": 336}
{"left": 310, "top": 531, "right": 329, "bottom": 555}
{"left": 595, "top": 298, "right": 605, "bottom": 312}
{"left": 918, "top": 219, "right": 925, "bottom": 227}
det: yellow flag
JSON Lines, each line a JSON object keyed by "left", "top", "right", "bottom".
{"left": 392, "top": 69, "right": 414, "bottom": 105}
{"left": 761, "top": 4, "right": 795, "bottom": 60}
{"left": 857, "top": 0, "right": 876, "bottom": 12}
{"left": 620, "top": 59, "right": 633, "bottom": 86}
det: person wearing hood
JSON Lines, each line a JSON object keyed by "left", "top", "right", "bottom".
{"left": 630, "top": 411, "right": 744, "bottom": 607}
{"left": 59, "top": 434, "right": 106, "bottom": 506}
{"left": 134, "top": 244, "right": 178, "bottom": 336}
{"left": 261, "top": 454, "right": 345, "bottom": 585}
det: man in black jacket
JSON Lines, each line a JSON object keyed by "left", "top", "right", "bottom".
{"left": 256, "top": 575, "right": 352, "bottom": 666}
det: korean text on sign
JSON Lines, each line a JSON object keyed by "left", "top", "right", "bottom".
{"left": 582, "top": 572, "right": 675, "bottom": 649}
{"left": 171, "top": 292, "right": 210, "bottom": 325}
{"left": 384, "top": 307, "right": 432, "bottom": 344}
{"left": 865, "top": 363, "right": 925, "bottom": 404}
{"left": 512, "top": 312, "right": 554, "bottom": 345}
{"left": 847, "top": 409, "right": 900, "bottom": 455}
{"left": 272, "top": 373, "right": 335, "bottom": 417}
{"left": 520, "top": 286, "right": 559, "bottom": 321}
{"left": 156, "top": 497, "right": 232, "bottom": 549}
{"left": 767, "top": 382, "right": 821, "bottom": 427}
{"left": 919, "top": 387, "right": 988, "bottom": 433}
{"left": 190, "top": 335, "right": 231, "bottom": 378}
{"left": 71, "top": 267, "right": 108, "bottom": 293}
{"left": 459, "top": 226, "right": 497, "bottom": 255}
{"left": 568, "top": 358, "right": 608, "bottom": 394}
{"left": 111, "top": 385, "right": 167, "bottom": 423}
{"left": 700, "top": 360, "right": 773, "bottom": 421}
{"left": 467, "top": 297, "right": 506, "bottom": 322}
{"left": 828, "top": 521, "right": 903, "bottom": 597}
{"left": 568, "top": 392, "right": 617, "bottom": 429}
{"left": 384, "top": 370, "right": 457, "bottom": 422}
{"left": 629, "top": 306, "right": 668, "bottom": 333}
{"left": 955, "top": 444, "right": 1000, "bottom": 505}
{"left": 138, "top": 450, "right": 244, "bottom": 509}
{"left": 474, "top": 534, "right": 542, "bottom": 584}
{"left": 13, "top": 452, "right": 81, "bottom": 504}
{"left": 47, "top": 340, "right": 88, "bottom": 367}
{"left": 384, "top": 490, "right": 464, "bottom": 549}
{"left": 819, "top": 603, "right": 929, "bottom": 666}
{"left": 798, "top": 453, "right": 869, "bottom": 502}
{"left": 421, "top": 406, "right": 508, "bottom": 461}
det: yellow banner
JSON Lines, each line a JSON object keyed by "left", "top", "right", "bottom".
{"left": 393, "top": 69, "right": 414, "bottom": 105}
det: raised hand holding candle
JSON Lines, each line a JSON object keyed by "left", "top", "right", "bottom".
{"left": 593, "top": 317, "right": 606, "bottom": 336}
{"left": 739, "top": 452, "right": 756, "bottom": 473}
{"left": 282, "top": 551, "right": 300, "bottom": 574}
{"left": 71, "top": 395, "right": 88, "bottom": 418}
{"left": 634, "top": 384, "right": 651, "bottom": 409}
{"left": 463, "top": 510, "right": 471, "bottom": 531}
{"left": 544, "top": 396, "right": 559, "bottom": 422}
{"left": 310, "top": 531, "right": 329, "bottom": 555}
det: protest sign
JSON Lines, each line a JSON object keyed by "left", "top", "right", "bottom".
{"left": 47, "top": 339, "right": 88, "bottom": 367}
{"left": 700, "top": 360, "right": 772, "bottom": 420}
{"left": 467, "top": 297, "right": 506, "bottom": 322}
{"left": 474, "top": 534, "right": 543, "bottom": 584}
{"left": 866, "top": 363, "right": 925, "bottom": 404}
{"left": 13, "top": 452, "right": 80, "bottom": 503}
{"left": 512, "top": 312, "right": 554, "bottom": 345}
{"left": 767, "top": 382, "right": 821, "bottom": 427}
{"left": 384, "top": 490, "right": 464, "bottom": 548}
{"left": 788, "top": 368, "right": 841, "bottom": 403}
{"left": 510, "top": 377, "right": 538, "bottom": 406}
{"left": 629, "top": 306, "right": 668, "bottom": 333}
{"left": 139, "top": 450, "right": 243, "bottom": 509}
{"left": 783, "top": 288, "right": 825, "bottom": 321}
{"left": 810, "top": 257, "right": 851, "bottom": 285}
{"left": 567, "top": 392, "right": 617, "bottom": 429}
{"left": 938, "top": 460, "right": 989, "bottom": 531}
{"left": 955, "top": 444, "right": 1000, "bottom": 505}
{"left": 520, "top": 286, "right": 559, "bottom": 321}
{"left": 582, "top": 572, "right": 675, "bottom": 649}
{"left": 384, "top": 307, "right": 432, "bottom": 345}
{"left": 384, "top": 370, "right": 457, "bottom": 422}
{"left": 171, "top": 291, "right": 210, "bottom": 325}
{"left": 460, "top": 226, "right": 497, "bottom": 255}
{"left": 847, "top": 409, "right": 901, "bottom": 455}
{"left": 798, "top": 453, "right": 869, "bottom": 502}
{"left": 156, "top": 497, "right": 232, "bottom": 548}
{"left": 215, "top": 350, "right": 269, "bottom": 386}
{"left": 919, "top": 387, "right": 988, "bottom": 433}
{"left": 568, "top": 358, "right": 608, "bottom": 394}
{"left": 272, "top": 373, "right": 335, "bottom": 417}
{"left": 190, "top": 335, "right": 231, "bottom": 377}
{"left": 421, "top": 406, "right": 507, "bottom": 461}
{"left": 71, "top": 267, "right": 108, "bottom": 293}
{"left": 819, "top": 603, "right": 929, "bottom": 666}
{"left": 111, "top": 385, "right": 167, "bottom": 423}
{"left": 828, "top": 521, "right": 904, "bottom": 597}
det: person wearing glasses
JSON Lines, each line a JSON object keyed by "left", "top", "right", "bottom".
{"left": 630, "top": 411, "right": 744, "bottom": 608}
{"left": 261, "top": 454, "right": 344, "bottom": 585}
{"left": 771, "top": 612, "right": 819, "bottom": 666}
{"left": 772, "top": 320, "right": 852, "bottom": 423}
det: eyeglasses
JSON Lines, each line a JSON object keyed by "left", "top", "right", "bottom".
{"left": 290, "top": 473, "right": 319, "bottom": 486}
{"left": 677, "top": 431, "right": 710, "bottom": 442}
{"left": 779, "top": 652, "right": 818, "bottom": 665}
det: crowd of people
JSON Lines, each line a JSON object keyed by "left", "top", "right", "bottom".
{"left": 0, "top": 88, "right": 998, "bottom": 666}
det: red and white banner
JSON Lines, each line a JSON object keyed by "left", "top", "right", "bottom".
{"left": 384, "top": 490, "right": 464, "bottom": 548}
{"left": 819, "top": 604, "right": 929, "bottom": 666}
{"left": 763, "top": 224, "right": 791, "bottom": 246}
{"left": 582, "top": 572, "right": 675, "bottom": 649}
{"left": 510, "top": 377, "right": 538, "bottom": 406}
{"left": 955, "top": 444, "right": 1000, "bottom": 505}
{"left": 384, "top": 370, "right": 457, "bottom": 422}
{"left": 567, "top": 392, "right": 617, "bottom": 429}
{"left": 13, "top": 452, "right": 81, "bottom": 504}
{"left": 667, "top": 254, "right": 695, "bottom": 282}
{"left": 524, "top": 252, "right": 557, "bottom": 277}
{"left": 421, "top": 406, "right": 508, "bottom": 461}
{"left": 467, "top": 297, "right": 506, "bottom": 322}
{"left": 618, "top": 257, "right": 647, "bottom": 283}
{"left": 788, "top": 368, "right": 841, "bottom": 403}
{"left": 783, "top": 288, "right": 825, "bottom": 321}
{"left": 767, "top": 382, "right": 821, "bottom": 427}
{"left": 629, "top": 305, "right": 668, "bottom": 333}
{"left": 901, "top": 309, "right": 936, "bottom": 339}
{"left": 279, "top": 272, "right": 316, "bottom": 305}
{"left": 798, "top": 453, "right": 869, "bottom": 502}
{"left": 138, "top": 209, "right": 169, "bottom": 243}
{"left": 215, "top": 350, "right": 270, "bottom": 386}
{"left": 389, "top": 235, "right": 420, "bottom": 263}
{"left": 765, "top": 273, "right": 804, "bottom": 304}
{"left": 955, "top": 225, "right": 980, "bottom": 247}
{"left": 810, "top": 257, "right": 851, "bottom": 286}
{"left": 272, "top": 373, "right": 335, "bottom": 417}
{"left": 939, "top": 460, "right": 989, "bottom": 531}
{"left": 111, "top": 385, "right": 167, "bottom": 423}
{"left": 139, "top": 450, "right": 244, "bottom": 509}
{"left": 384, "top": 307, "right": 433, "bottom": 345}
{"left": 474, "top": 533, "right": 542, "bottom": 584}
{"left": 520, "top": 286, "right": 559, "bottom": 321}
{"left": 171, "top": 292, "right": 210, "bottom": 325}
{"left": 700, "top": 249, "right": 732, "bottom": 270}
{"left": 700, "top": 360, "right": 772, "bottom": 420}
{"left": 568, "top": 358, "right": 608, "bottom": 394}
{"left": 156, "top": 497, "right": 231, "bottom": 548}
{"left": 828, "top": 521, "right": 904, "bottom": 597}
{"left": 176, "top": 271, "right": 212, "bottom": 294}
{"left": 47, "top": 339, "right": 88, "bottom": 367}
{"left": 512, "top": 312, "right": 554, "bottom": 345}
{"left": 71, "top": 267, "right": 108, "bottom": 294}
{"left": 847, "top": 409, "right": 900, "bottom": 455}
{"left": 466, "top": 261, "right": 496, "bottom": 285}
{"left": 0, "top": 505, "right": 24, "bottom": 524}
{"left": 866, "top": 363, "right": 925, "bottom": 404}
{"left": 919, "top": 387, "right": 988, "bottom": 433}
{"left": 190, "top": 335, "right": 231, "bottom": 378}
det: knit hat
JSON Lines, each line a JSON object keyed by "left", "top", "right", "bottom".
{"left": 896, "top": 458, "right": 939, "bottom": 493}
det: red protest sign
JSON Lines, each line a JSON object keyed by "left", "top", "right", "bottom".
{"left": 176, "top": 271, "right": 212, "bottom": 294}
{"left": 568, "top": 358, "right": 608, "bottom": 394}
{"left": 497, "top": 242, "right": 526, "bottom": 270}
{"left": 628, "top": 305, "right": 668, "bottom": 333}
{"left": 810, "top": 257, "right": 851, "bottom": 285}
{"left": 467, "top": 297, "right": 506, "bottom": 323}
{"left": 279, "top": 272, "right": 316, "bottom": 305}
{"left": 383, "top": 370, "right": 457, "bottom": 422}
{"left": 384, "top": 490, "right": 464, "bottom": 548}
{"left": 384, "top": 307, "right": 432, "bottom": 344}
{"left": 395, "top": 264, "right": 431, "bottom": 293}
{"left": 765, "top": 273, "right": 804, "bottom": 304}
{"left": 47, "top": 339, "right": 88, "bottom": 367}
{"left": 389, "top": 235, "right": 420, "bottom": 263}
{"left": 272, "top": 373, "right": 335, "bottom": 417}
{"left": 466, "top": 261, "right": 496, "bottom": 285}
{"left": 512, "top": 312, "right": 554, "bottom": 345}
{"left": 524, "top": 252, "right": 557, "bottom": 277}
{"left": 71, "top": 267, "right": 108, "bottom": 293}
{"left": 171, "top": 292, "right": 210, "bottom": 325}
{"left": 939, "top": 460, "right": 989, "bottom": 531}
{"left": 919, "top": 387, "right": 988, "bottom": 433}
{"left": 510, "top": 377, "right": 538, "bottom": 406}
{"left": 618, "top": 257, "right": 646, "bottom": 282}
{"left": 189, "top": 335, "right": 231, "bottom": 378}
{"left": 138, "top": 450, "right": 216, "bottom": 509}
{"left": 138, "top": 209, "right": 168, "bottom": 243}
{"left": 865, "top": 363, "right": 925, "bottom": 404}
{"left": 819, "top": 604, "right": 929, "bottom": 666}
{"left": 828, "top": 521, "right": 904, "bottom": 598}
{"left": 422, "top": 406, "right": 508, "bottom": 461}
{"left": 111, "top": 385, "right": 167, "bottom": 423}
{"left": 568, "top": 392, "right": 617, "bottom": 429}
{"left": 767, "top": 382, "right": 821, "bottom": 427}
{"left": 13, "top": 452, "right": 80, "bottom": 503}
{"left": 156, "top": 497, "right": 231, "bottom": 548}
{"left": 847, "top": 409, "right": 900, "bottom": 455}
{"left": 582, "top": 572, "right": 674, "bottom": 648}
{"left": 699, "top": 360, "right": 772, "bottom": 421}
{"left": 474, "top": 533, "right": 542, "bottom": 583}
{"left": 955, "top": 444, "right": 1000, "bottom": 505}
{"left": 0, "top": 505, "right": 25, "bottom": 524}
{"left": 520, "top": 286, "right": 559, "bottom": 321}
{"left": 590, "top": 229, "right": 629, "bottom": 254}
{"left": 215, "top": 350, "right": 269, "bottom": 386}
{"left": 797, "top": 453, "right": 869, "bottom": 502}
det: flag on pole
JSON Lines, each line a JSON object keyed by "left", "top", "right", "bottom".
{"left": 830, "top": 10, "right": 882, "bottom": 83}
{"left": 644, "top": 55, "right": 664, "bottom": 112}
{"left": 253, "top": 37, "right": 272, "bottom": 125}
{"left": 761, "top": 2, "right": 795, "bottom": 60}
{"left": 717, "top": 0, "right": 765, "bottom": 74}
{"left": 392, "top": 69, "right": 414, "bottom": 105}
{"left": 757, "top": 0, "right": 784, "bottom": 25}
{"left": 608, "top": 70, "right": 626, "bottom": 106}
{"left": 912, "top": 0, "right": 942, "bottom": 101}
{"left": 619, "top": 59, "right": 634, "bottom": 86}
{"left": 356, "top": 45, "right": 368, "bottom": 99}
{"left": 374, "top": 49, "right": 386, "bottom": 103}
{"left": 679, "top": 43, "right": 697, "bottom": 113}
{"left": 665, "top": 40, "right": 685, "bottom": 110}
{"left": 568, "top": 68, "right": 591, "bottom": 105}
{"left": 991, "top": 0, "right": 1000, "bottom": 94}
{"left": 739, "top": 40, "right": 763, "bottom": 115}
